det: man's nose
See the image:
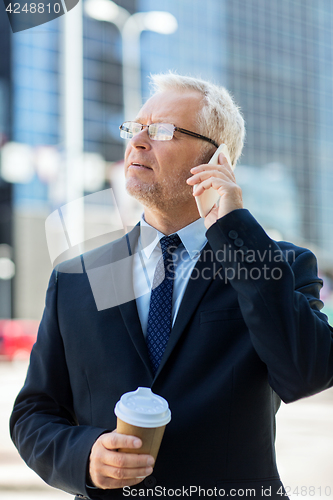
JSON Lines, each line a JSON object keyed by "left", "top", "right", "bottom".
{"left": 130, "top": 127, "right": 152, "bottom": 149}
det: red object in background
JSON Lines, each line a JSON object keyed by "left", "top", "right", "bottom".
{"left": 0, "top": 320, "right": 39, "bottom": 361}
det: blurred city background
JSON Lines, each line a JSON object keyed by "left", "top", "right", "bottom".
{"left": 0, "top": 0, "right": 333, "bottom": 498}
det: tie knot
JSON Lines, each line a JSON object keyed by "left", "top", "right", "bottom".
{"left": 159, "top": 234, "right": 182, "bottom": 256}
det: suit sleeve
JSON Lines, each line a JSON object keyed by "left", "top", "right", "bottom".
{"left": 10, "top": 268, "right": 107, "bottom": 498}
{"left": 206, "top": 209, "right": 333, "bottom": 403}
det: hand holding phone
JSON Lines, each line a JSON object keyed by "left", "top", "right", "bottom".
{"left": 194, "top": 144, "right": 233, "bottom": 218}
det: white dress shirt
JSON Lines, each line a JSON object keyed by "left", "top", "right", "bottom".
{"left": 133, "top": 215, "right": 207, "bottom": 337}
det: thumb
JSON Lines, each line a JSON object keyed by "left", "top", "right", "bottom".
{"left": 102, "top": 431, "right": 142, "bottom": 451}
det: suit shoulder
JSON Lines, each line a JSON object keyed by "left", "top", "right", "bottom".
{"left": 55, "top": 225, "right": 140, "bottom": 276}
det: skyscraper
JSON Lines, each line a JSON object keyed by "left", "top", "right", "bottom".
{"left": 139, "top": 0, "right": 333, "bottom": 257}
{"left": 1, "top": 0, "right": 333, "bottom": 319}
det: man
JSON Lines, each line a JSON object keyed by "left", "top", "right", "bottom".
{"left": 10, "top": 74, "right": 333, "bottom": 500}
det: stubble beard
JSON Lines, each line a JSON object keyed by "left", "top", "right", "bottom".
{"left": 125, "top": 169, "right": 193, "bottom": 212}
{"left": 125, "top": 147, "right": 213, "bottom": 212}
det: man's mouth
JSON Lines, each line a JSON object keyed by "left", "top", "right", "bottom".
{"left": 129, "top": 162, "right": 152, "bottom": 170}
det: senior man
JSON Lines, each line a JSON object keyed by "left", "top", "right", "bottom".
{"left": 10, "top": 73, "right": 333, "bottom": 500}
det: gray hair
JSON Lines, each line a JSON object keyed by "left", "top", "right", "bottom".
{"left": 149, "top": 72, "right": 245, "bottom": 167}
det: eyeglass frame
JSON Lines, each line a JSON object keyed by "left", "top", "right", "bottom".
{"left": 119, "top": 121, "right": 219, "bottom": 149}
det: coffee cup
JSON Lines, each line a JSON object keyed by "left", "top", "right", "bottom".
{"left": 114, "top": 387, "right": 171, "bottom": 460}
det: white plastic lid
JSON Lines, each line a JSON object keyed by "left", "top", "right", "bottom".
{"left": 114, "top": 387, "right": 171, "bottom": 428}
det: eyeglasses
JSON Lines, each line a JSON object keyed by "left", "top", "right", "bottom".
{"left": 119, "top": 122, "right": 219, "bottom": 148}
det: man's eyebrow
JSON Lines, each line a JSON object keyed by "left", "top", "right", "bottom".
{"left": 134, "top": 118, "right": 173, "bottom": 124}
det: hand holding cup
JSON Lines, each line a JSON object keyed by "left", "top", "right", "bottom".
{"left": 115, "top": 387, "right": 171, "bottom": 460}
{"left": 88, "top": 387, "right": 171, "bottom": 490}
{"left": 88, "top": 431, "right": 155, "bottom": 490}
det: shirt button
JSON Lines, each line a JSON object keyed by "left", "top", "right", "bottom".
{"left": 234, "top": 238, "right": 244, "bottom": 247}
{"left": 228, "top": 230, "right": 238, "bottom": 239}
{"left": 144, "top": 476, "right": 157, "bottom": 487}
{"left": 240, "top": 246, "right": 249, "bottom": 254}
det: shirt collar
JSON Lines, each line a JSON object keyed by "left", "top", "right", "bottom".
{"left": 139, "top": 214, "right": 207, "bottom": 260}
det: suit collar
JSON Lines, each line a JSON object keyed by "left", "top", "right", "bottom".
{"left": 139, "top": 216, "right": 207, "bottom": 261}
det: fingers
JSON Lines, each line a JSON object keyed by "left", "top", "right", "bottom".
{"left": 189, "top": 168, "right": 231, "bottom": 185}
{"left": 187, "top": 156, "right": 236, "bottom": 189}
{"left": 188, "top": 173, "right": 235, "bottom": 197}
{"left": 187, "top": 168, "right": 238, "bottom": 198}
{"left": 90, "top": 473, "right": 148, "bottom": 491}
{"left": 190, "top": 161, "right": 234, "bottom": 178}
{"left": 187, "top": 153, "right": 243, "bottom": 224}
{"left": 89, "top": 432, "right": 155, "bottom": 490}
{"left": 101, "top": 431, "right": 142, "bottom": 451}
{"left": 91, "top": 459, "right": 153, "bottom": 490}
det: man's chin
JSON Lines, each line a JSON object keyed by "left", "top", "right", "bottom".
{"left": 125, "top": 181, "right": 160, "bottom": 208}
{"left": 125, "top": 179, "right": 193, "bottom": 211}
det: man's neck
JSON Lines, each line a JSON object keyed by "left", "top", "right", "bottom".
{"left": 143, "top": 207, "right": 201, "bottom": 235}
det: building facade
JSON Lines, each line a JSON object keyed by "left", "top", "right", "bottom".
{"left": 1, "top": 0, "right": 333, "bottom": 318}
{"left": 140, "top": 0, "right": 333, "bottom": 257}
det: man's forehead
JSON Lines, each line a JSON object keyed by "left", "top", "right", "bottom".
{"left": 136, "top": 90, "right": 203, "bottom": 123}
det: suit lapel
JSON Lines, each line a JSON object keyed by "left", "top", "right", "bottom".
{"left": 115, "top": 225, "right": 153, "bottom": 375}
{"left": 155, "top": 242, "right": 223, "bottom": 377}
{"left": 118, "top": 299, "right": 152, "bottom": 374}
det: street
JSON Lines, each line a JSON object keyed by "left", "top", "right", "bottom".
{"left": 0, "top": 361, "right": 71, "bottom": 500}
{"left": 1, "top": 360, "right": 333, "bottom": 500}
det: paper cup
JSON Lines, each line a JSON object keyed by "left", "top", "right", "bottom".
{"left": 115, "top": 387, "right": 171, "bottom": 460}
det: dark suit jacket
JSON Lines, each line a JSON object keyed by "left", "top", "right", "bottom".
{"left": 10, "top": 209, "right": 333, "bottom": 500}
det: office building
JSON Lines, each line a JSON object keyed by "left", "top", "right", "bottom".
{"left": 140, "top": 0, "right": 333, "bottom": 259}
{"left": 0, "top": 0, "right": 332, "bottom": 318}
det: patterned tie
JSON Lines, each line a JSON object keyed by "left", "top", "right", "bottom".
{"left": 146, "top": 233, "right": 182, "bottom": 374}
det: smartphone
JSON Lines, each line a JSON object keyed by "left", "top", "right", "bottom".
{"left": 194, "top": 143, "right": 233, "bottom": 218}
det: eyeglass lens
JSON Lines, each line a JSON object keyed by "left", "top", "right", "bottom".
{"left": 149, "top": 123, "right": 174, "bottom": 140}
{"left": 120, "top": 122, "right": 175, "bottom": 141}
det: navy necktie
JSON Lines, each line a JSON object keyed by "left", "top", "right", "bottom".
{"left": 146, "top": 233, "right": 182, "bottom": 374}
